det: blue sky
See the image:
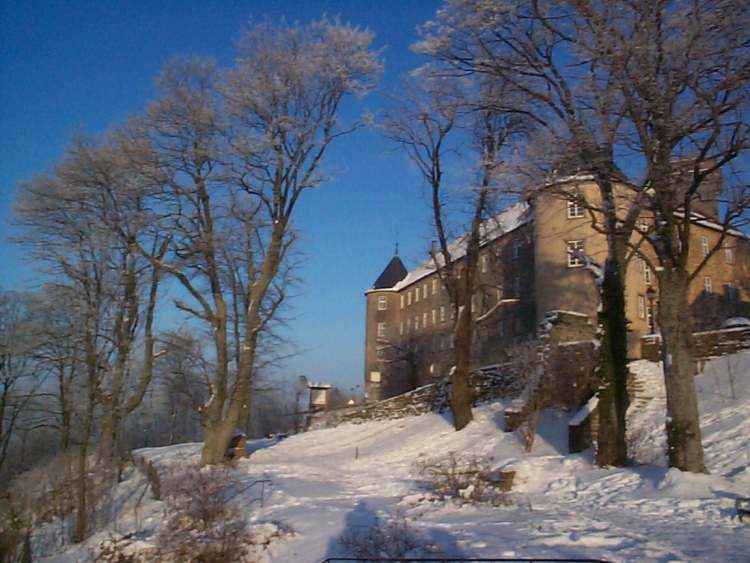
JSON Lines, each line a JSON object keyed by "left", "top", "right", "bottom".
{"left": 0, "top": 1, "right": 446, "bottom": 391}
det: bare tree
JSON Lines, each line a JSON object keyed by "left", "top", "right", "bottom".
{"left": 132, "top": 20, "right": 381, "bottom": 464}
{"left": 590, "top": 0, "right": 750, "bottom": 471}
{"left": 14, "top": 135, "right": 166, "bottom": 540}
{"left": 414, "top": 0, "right": 637, "bottom": 465}
{"left": 416, "top": 0, "right": 750, "bottom": 471}
{"left": 0, "top": 291, "right": 44, "bottom": 477}
{"left": 385, "top": 77, "right": 526, "bottom": 430}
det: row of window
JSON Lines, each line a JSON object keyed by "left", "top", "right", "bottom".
{"left": 569, "top": 240, "right": 732, "bottom": 277}
{"left": 568, "top": 192, "right": 736, "bottom": 265}
{"left": 635, "top": 279, "right": 739, "bottom": 320}
{"left": 375, "top": 317, "right": 523, "bottom": 360}
{"left": 399, "top": 278, "right": 440, "bottom": 309}
{"left": 390, "top": 243, "right": 525, "bottom": 311}
{"left": 399, "top": 305, "right": 452, "bottom": 335}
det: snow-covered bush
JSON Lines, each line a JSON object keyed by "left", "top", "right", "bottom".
{"left": 413, "top": 452, "right": 513, "bottom": 505}
{"left": 155, "top": 465, "right": 252, "bottom": 562}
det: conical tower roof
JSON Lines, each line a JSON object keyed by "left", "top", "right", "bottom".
{"left": 371, "top": 256, "right": 407, "bottom": 289}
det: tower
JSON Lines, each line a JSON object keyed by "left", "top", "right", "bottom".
{"left": 363, "top": 255, "right": 407, "bottom": 401}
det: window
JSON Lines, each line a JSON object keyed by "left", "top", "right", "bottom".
{"left": 407, "top": 318, "right": 412, "bottom": 331}
{"left": 725, "top": 282, "right": 738, "bottom": 303}
{"left": 432, "top": 279, "right": 437, "bottom": 295}
{"left": 431, "top": 309, "right": 437, "bottom": 324}
{"left": 415, "top": 288, "right": 419, "bottom": 303}
{"left": 637, "top": 295, "right": 646, "bottom": 319}
{"left": 423, "top": 312, "right": 428, "bottom": 327}
{"left": 644, "top": 264, "right": 652, "bottom": 285}
{"left": 400, "top": 294, "right": 405, "bottom": 309}
{"left": 566, "top": 240, "right": 585, "bottom": 268}
{"left": 700, "top": 235, "right": 709, "bottom": 257}
{"left": 415, "top": 316, "right": 420, "bottom": 330}
{"left": 423, "top": 284, "right": 428, "bottom": 299}
{"left": 376, "top": 347, "right": 385, "bottom": 359}
{"left": 567, "top": 193, "right": 584, "bottom": 218}
{"left": 399, "top": 321, "right": 404, "bottom": 336}
{"left": 370, "top": 371, "right": 381, "bottom": 383}
{"left": 440, "top": 305, "right": 445, "bottom": 322}
{"left": 481, "top": 254, "right": 488, "bottom": 273}
{"left": 704, "top": 276, "right": 713, "bottom": 293}
{"left": 512, "top": 240, "right": 521, "bottom": 259}
{"left": 471, "top": 295, "right": 476, "bottom": 313}
{"left": 377, "top": 322, "right": 386, "bottom": 338}
{"left": 378, "top": 296, "right": 387, "bottom": 310}
{"left": 724, "top": 243, "right": 734, "bottom": 264}
{"left": 407, "top": 291, "right": 412, "bottom": 306}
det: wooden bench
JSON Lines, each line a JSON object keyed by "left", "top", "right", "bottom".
{"left": 225, "top": 433, "right": 247, "bottom": 461}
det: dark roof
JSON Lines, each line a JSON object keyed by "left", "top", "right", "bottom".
{"left": 372, "top": 256, "right": 408, "bottom": 289}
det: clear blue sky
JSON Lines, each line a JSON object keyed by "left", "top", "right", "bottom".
{"left": 0, "top": 1, "right": 444, "bottom": 391}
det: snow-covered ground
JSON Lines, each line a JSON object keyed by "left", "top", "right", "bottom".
{"left": 41, "top": 352, "right": 750, "bottom": 562}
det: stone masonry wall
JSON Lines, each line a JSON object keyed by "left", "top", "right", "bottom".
{"left": 311, "top": 310, "right": 599, "bottom": 433}
{"left": 309, "top": 367, "right": 523, "bottom": 430}
{"left": 641, "top": 326, "right": 750, "bottom": 363}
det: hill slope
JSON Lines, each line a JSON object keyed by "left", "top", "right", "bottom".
{"left": 42, "top": 351, "right": 750, "bottom": 562}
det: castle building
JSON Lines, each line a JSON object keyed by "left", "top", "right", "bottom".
{"left": 364, "top": 176, "right": 750, "bottom": 402}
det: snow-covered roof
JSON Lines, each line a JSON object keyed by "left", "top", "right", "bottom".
{"left": 387, "top": 201, "right": 530, "bottom": 293}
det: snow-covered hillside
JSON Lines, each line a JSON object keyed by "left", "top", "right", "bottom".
{"left": 42, "top": 352, "right": 750, "bottom": 562}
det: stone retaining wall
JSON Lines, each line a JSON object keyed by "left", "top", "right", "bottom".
{"left": 641, "top": 326, "right": 750, "bottom": 363}
{"left": 313, "top": 310, "right": 599, "bottom": 432}
{"left": 309, "top": 367, "right": 523, "bottom": 430}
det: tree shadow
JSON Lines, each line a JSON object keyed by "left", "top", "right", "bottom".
{"left": 323, "top": 500, "right": 467, "bottom": 561}
{"left": 323, "top": 500, "right": 379, "bottom": 560}
{"left": 423, "top": 525, "right": 466, "bottom": 559}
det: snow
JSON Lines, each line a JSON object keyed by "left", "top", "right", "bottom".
{"left": 570, "top": 394, "right": 599, "bottom": 426}
{"left": 36, "top": 351, "right": 750, "bottom": 562}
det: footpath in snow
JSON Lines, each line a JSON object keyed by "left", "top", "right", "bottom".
{"left": 43, "top": 352, "right": 750, "bottom": 562}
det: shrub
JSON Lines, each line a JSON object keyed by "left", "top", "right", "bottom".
{"left": 94, "top": 534, "right": 154, "bottom": 562}
{"left": 413, "top": 452, "right": 513, "bottom": 505}
{"left": 156, "top": 465, "right": 257, "bottom": 562}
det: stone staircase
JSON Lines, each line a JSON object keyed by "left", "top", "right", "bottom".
{"left": 626, "top": 366, "right": 661, "bottom": 415}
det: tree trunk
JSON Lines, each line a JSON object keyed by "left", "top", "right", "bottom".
{"left": 98, "top": 404, "right": 122, "bottom": 463}
{"left": 200, "top": 421, "right": 235, "bottom": 465}
{"left": 596, "top": 254, "right": 629, "bottom": 466}
{"left": 451, "top": 304, "right": 474, "bottom": 430}
{"left": 658, "top": 271, "right": 706, "bottom": 472}
{"left": 73, "top": 435, "right": 89, "bottom": 543}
